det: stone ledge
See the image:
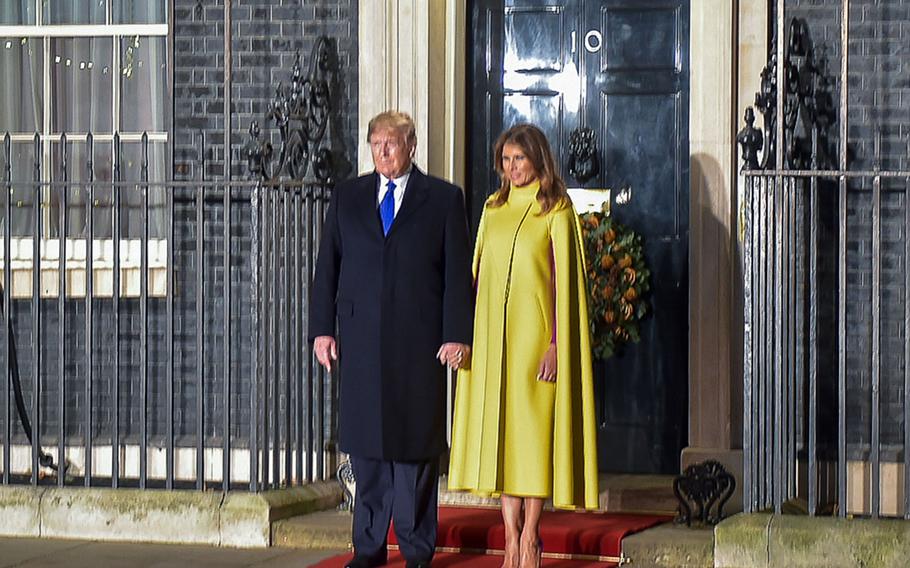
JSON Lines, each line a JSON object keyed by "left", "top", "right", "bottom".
{"left": 0, "top": 482, "right": 341, "bottom": 548}
{"left": 621, "top": 523, "right": 714, "bottom": 568}
{"left": 715, "top": 513, "right": 910, "bottom": 568}
{"left": 272, "top": 509, "right": 351, "bottom": 550}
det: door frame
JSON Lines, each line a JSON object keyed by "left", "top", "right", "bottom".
{"left": 357, "top": 0, "right": 760, "bottom": 483}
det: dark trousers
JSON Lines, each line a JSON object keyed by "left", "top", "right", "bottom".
{"left": 351, "top": 455, "right": 439, "bottom": 564}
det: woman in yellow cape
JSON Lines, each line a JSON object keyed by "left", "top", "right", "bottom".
{"left": 448, "top": 124, "right": 599, "bottom": 568}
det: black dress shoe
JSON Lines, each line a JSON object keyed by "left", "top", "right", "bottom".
{"left": 405, "top": 560, "right": 431, "bottom": 568}
{"left": 344, "top": 556, "right": 372, "bottom": 568}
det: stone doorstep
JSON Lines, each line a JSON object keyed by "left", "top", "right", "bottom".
{"left": 0, "top": 481, "right": 341, "bottom": 549}
{"left": 439, "top": 473, "right": 679, "bottom": 515}
{"left": 272, "top": 509, "right": 712, "bottom": 566}
{"left": 273, "top": 474, "right": 680, "bottom": 554}
{"left": 715, "top": 513, "right": 910, "bottom": 568}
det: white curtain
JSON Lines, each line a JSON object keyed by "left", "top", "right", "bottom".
{"left": 0, "top": 36, "right": 42, "bottom": 235}
{"left": 46, "top": 0, "right": 105, "bottom": 24}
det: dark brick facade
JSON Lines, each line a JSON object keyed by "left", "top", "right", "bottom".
{"left": 785, "top": 0, "right": 910, "bottom": 460}
{"left": 173, "top": 0, "right": 359, "bottom": 181}
{"left": 0, "top": 0, "right": 357, "bottom": 457}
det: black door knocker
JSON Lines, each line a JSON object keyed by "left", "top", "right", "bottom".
{"left": 568, "top": 126, "right": 599, "bottom": 185}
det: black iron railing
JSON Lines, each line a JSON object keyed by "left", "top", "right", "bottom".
{"left": 0, "top": 132, "right": 335, "bottom": 491}
{"left": 0, "top": 35, "right": 344, "bottom": 493}
{"left": 739, "top": 6, "right": 910, "bottom": 518}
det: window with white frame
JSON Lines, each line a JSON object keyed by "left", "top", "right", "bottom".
{"left": 0, "top": 0, "right": 169, "bottom": 240}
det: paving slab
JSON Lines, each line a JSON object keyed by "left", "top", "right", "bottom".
{"left": 0, "top": 536, "right": 86, "bottom": 567}
{"left": 0, "top": 537, "right": 343, "bottom": 568}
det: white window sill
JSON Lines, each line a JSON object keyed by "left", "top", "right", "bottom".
{"left": 0, "top": 238, "right": 168, "bottom": 298}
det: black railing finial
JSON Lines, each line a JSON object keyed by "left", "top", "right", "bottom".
{"left": 4, "top": 132, "right": 11, "bottom": 183}
{"left": 61, "top": 132, "right": 68, "bottom": 183}
{"left": 86, "top": 132, "right": 94, "bottom": 180}
{"left": 245, "top": 121, "right": 272, "bottom": 179}
{"left": 113, "top": 132, "right": 122, "bottom": 182}
{"left": 737, "top": 107, "right": 763, "bottom": 172}
{"left": 32, "top": 133, "right": 40, "bottom": 182}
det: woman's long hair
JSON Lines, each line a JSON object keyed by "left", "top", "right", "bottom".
{"left": 487, "top": 123, "right": 569, "bottom": 214}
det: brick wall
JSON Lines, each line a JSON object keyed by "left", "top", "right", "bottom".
{"left": 786, "top": 0, "right": 910, "bottom": 460}
{"left": 174, "top": 0, "right": 359, "bottom": 181}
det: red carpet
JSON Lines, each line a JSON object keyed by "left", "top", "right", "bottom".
{"left": 313, "top": 550, "right": 604, "bottom": 567}
{"left": 312, "top": 505, "right": 671, "bottom": 567}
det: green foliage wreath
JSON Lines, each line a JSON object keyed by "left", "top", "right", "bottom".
{"left": 579, "top": 206, "right": 651, "bottom": 360}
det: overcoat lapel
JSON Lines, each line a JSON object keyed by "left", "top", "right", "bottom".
{"left": 354, "top": 172, "right": 384, "bottom": 239}
{"left": 387, "top": 168, "right": 429, "bottom": 238}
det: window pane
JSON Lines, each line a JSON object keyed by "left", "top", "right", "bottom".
{"left": 115, "top": 0, "right": 165, "bottom": 24}
{"left": 50, "top": 37, "right": 113, "bottom": 134}
{"left": 0, "top": 39, "right": 43, "bottom": 134}
{"left": 2, "top": 143, "right": 37, "bottom": 237}
{"left": 120, "top": 142, "right": 167, "bottom": 238}
{"left": 48, "top": 140, "right": 116, "bottom": 237}
{"left": 80, "top": 141, "right": 115, "bottom": 238}
{"left": 0, "top": 1, "right": 36, "bottom": 24}
{"left": 46, "top": 0, "right": 107, "bottom": 24}
{"left": 120, "top": 36, "right": 168, "bottom": 133}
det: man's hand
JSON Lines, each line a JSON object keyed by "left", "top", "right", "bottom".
{"left": 437, "top": 342, "right": 471, "bottom": 370}
{"left": 314, "top": 336, "right": 338, "bottom": 372}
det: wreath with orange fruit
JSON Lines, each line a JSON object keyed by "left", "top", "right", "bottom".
{"left": 579, "top": 206, "right": 650, "bottom": 360}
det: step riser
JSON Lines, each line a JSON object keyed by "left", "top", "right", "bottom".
{"left": 439, "top": 473, "right": 679, "bottom": 515}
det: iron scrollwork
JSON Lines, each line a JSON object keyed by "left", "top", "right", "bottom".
{"left": 336, "top": 458, "right": 356, "bottom": 511}
{"left": 245, "top": 36, "right": 339, "bottom": 183}
{"left": 567, "top": 126, "right": 599, "bottom": 185}
{"left": 738, "top": 18, "right": 836, "bottom": 171}
{"left": 673, "top": 460, "right": 736, "bottom": 527}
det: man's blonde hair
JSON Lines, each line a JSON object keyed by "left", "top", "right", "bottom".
{"left": 367, "top": 110, "right": 417, "bottom": 146}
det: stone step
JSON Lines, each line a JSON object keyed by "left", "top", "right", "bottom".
{"left": 272, "top": 509, "right": 352, "bottom": 550}
{"left": 596, "top": 473, "right": 679, "bottom": 515}
{"left": 621, "top": 524, "right": 714, "bottom": 568}
{"left": 439, "top": 473, "right": 679, "bottom": 515}
{"left": 273, "top": 474, "right": 679, "bottom": 551}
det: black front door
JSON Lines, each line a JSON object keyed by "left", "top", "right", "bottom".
{"left": 468, "top": 0, "right": 689, "bottom": 474}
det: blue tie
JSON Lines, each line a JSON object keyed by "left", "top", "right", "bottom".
{"left": 380, "top": 180, "right": 396, "bottom": 235}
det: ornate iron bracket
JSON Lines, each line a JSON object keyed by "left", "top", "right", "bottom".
{"left": 568, "top": 126, "right": 599, "bottom": 185}
{"left": 244, "top": 36, "right": 339, "bottom": 183}
{"left": 673, "top": 460, "right": 736, "bottom": 527}
{"left": 738, "top": 18, "right": 836, "bottom": 171}
{"left": 336, "top": 457, "right": 356, "bottom": 511}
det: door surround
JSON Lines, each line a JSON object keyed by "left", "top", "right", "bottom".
{"left": 356, "top": 0, "right": 466, "bottom": 188}
{"left": 358, "top": 0, "right": 765, "bottom": 487}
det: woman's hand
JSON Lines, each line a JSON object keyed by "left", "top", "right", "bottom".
{"left": 537, "top": 344, "right": 557, "bottom": 382}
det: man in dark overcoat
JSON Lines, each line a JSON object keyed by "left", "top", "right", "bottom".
{"left": 310, "top": 110, "right": 473, "bottom": 568}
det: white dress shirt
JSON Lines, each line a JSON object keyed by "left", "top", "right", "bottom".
{"left": 377, "top": 168, "right": 411, "bottom": 217}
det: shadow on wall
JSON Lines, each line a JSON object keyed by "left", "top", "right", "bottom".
{"left": 689, "top": 152, "right": 743, "bottom": 451}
